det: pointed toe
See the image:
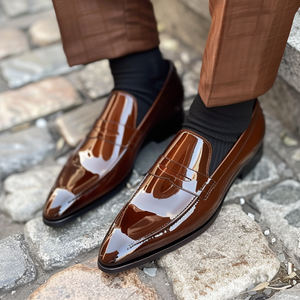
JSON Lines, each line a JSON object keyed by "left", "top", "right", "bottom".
{"left": 43, "top": 188, "right": 76, "bottom": 221}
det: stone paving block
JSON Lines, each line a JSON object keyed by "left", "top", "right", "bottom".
{"left": 0, "top": 127, "right": 55, "bottom": 179}
{"left": 28, "top": 258, "right": 158, "bottom": 300}
{"left": 182, "top": 60, "right": 202, "bottom": 98}
{"left": 0, "top": 0, "right": 52, "bottom": 17}
{"left": 0, "top": 234, "right": 36, "bottom": 291}
{"left": 225, "top": 157, "right": 280, "bottom": 201}
{"left": 264, "top": 111, "right": 300, "bottom": 176}
{"left": 54, "top": 99, "right": 107, "bottom": 147}
{"left": 0, "top": 73, "right": 9, "bottom": 93}
{"left": 29, "top": 15, "right": 60, "bottom": 46}
{"left": 158, "top": 204, "right": 280, "bottom": 300}
{"left": 0, "top": 212, "right": 25, "bottom": 240}
{"left": 0, "top": 44, "right": 80, "bottom": 88}
{"left": 24, "top": 187, "right": 134, "bottom": 270}
{"left": 0, "top": 165, "right": 62, "bottom": 222}
{"left": 279, "top": 10, "right": 300, "bottom": 94}
{"left": 252, "top": 180, "right": 300, "bottom": 268}
{"left": 1, "top": 10, "right": 54, "bottom": 30}
{"left": 0, "top": 28, "right": 29, "bottom": 60}
{"left": 269, "top": 284, "right": 300, "bottom": 299}
{"left": 0, "top": 77, "right": 81, "bottom": 131}
{"left": 79, "top": 60, "right": 113, "bottom": 99}
{"left": 0, "top": 7, "right": 7, "bottom": 24}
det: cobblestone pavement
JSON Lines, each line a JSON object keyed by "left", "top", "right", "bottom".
{"left": 1, "top": 3, "right": 300, "bottom": 300}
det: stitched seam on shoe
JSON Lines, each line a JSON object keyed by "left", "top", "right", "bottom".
{"left": 86, "top": 130, "right": 142, "bottom": 150}
{"left": 160, "top": 156, "right": 212, "bottom": 180}
{"left": 127, "top": 175, "right": 216, "bottom": 249}
{"left": 94, "top": 118, "right": 136, "bottom": 130}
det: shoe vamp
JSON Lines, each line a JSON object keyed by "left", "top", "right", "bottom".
{"left": 102, "top": 173, "right": 218, "bottom": 265}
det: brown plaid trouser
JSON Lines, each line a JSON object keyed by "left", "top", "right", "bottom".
{"left": 52, "top": 0, "right": 300, "bottom": 107}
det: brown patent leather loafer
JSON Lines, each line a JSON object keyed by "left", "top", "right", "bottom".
{"left": 43, "top": 61, "right": 184, "bottom": 227}
{"left": 98, "top": 100, "right": 265, "bottom": 273}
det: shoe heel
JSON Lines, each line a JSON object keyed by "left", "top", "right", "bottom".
{"left": 148, "top": 109, "right": 184, "bottom": 143}
{"left": 238, "top": 143, "right": 263, "bottom": 179}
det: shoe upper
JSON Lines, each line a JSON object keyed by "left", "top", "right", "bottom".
{"left": 43, "top": 61, "right": 184, "bottom": 222}
{"left": 98, "top": 100, "right": 265, "bottom": 269}
{"left": 44, "top": 92, "right": 139, "bottom": 220}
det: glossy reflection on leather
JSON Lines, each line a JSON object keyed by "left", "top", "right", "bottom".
{"left": 43, "top": 62, "right": 185, "bottom": 225}
{"left": 99, "top": 101, "right": 266, "bottom": 270}
{"left": 44, "top": 92, "right": 138, "bottom": 220}
{"left": 100, "top": 131, "right": 215, "bottom": 264}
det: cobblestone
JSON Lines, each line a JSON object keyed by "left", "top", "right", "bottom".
{"left": 0, "top": 0, "right": 52, "bottom": 17}
{"left": 225, "top": 157, "right": 280, "bottom": 201}
{"left": 29, "top": 15, "right": 60, "bottom": 46}
{"left": 269, "top": 283, "right": 300, "bottom": 299}
{"left": 79, "top": 60, "right": 113, "bottom": 99}
{"left": 0, "top": 234, "right": 36, "bottom": 291}
{"left": 0, "top": 3, "right": 299, "bottom": 299}
{"left": 0, "top": 127, "right": 55, "bottom": 179}
{"left": 54, "top": 98, "right": 107, "bottom": 147}
{"left": 0, "top": 165, "right": 62, "bottom": 222}
{"left": 182, "top": 60, "right": 202, "bottom": 98}
{"left": 159, "top": 204, "right": 280, "bottom": 300}
{"left": 0, "top": 77, "right": 81, "bottom": 131}
{"left": 278, "top": 10, "right": 300, "bottom": 94}
{"left": 0, "top": 44, "right": 80, "bottom": 88}
{"left": 253, "top": 180, "right": 300, "bottom": 268}
{"left": 28, "top": 258, "right": 158, "bottom": 300}
{"left": 0, "top": 29, "right": 29, "bottom": 60}
{"left": 24, "top": 187, "right": 133, "bottom": 270}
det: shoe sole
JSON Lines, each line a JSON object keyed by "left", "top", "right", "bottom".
{"left": 97, "top": 143, "right": 263, "bottom": 273}
{"left": 43, "top": 109, "right": 184, "bottom": 228}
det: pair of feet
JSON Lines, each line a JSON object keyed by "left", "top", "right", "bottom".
{"left": 43, "top": 49, "right": 265, "bottom": 273}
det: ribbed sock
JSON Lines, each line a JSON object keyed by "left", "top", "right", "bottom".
{"left": 109, "top": 47, "right": 169, "bottom": 125}
{"left": 183, "top": 94, "right": 255, "bottom": 175}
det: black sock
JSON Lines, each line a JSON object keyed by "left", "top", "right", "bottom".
{"left": 183, "top": 94, "right": 255, "bottom": 175}
{"left": 109, "top": 47, "right": 169, "bottom": 125}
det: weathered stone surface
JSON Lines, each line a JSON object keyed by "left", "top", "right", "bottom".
{"left": 253, "top": 180, "right": 300, "bottom": 268}
{"left": 0, "top": 29, "right": 29, "bottom": 60}
{"left": 0, "top": 77, "right": 81, "bottom": 131}
{"left": 0, "top": 165, "right": 62, "bottom": 222}
{"left": 29, "top": 15, "right": 60, "bottom": 46}
{"left": 79, "top": 60, "right": 113, "bottom": 99}
{"left": 0, "top": 234, "right": 36, "bottom": 291}
{"left": 0, "top": 0, "right": 52, "bottom": 17}
{"left": 269, "top": 284, "right": 300, "bottom": 300}
{"left": 260, "top": 76, "right": 300, "bottom": 138}
{"left": 182, "top": 60, "right": 202, "bottom": 98}
{"left": 180, "top": 0, "right": 210, "bottom": 20}
{"left": 279, "top": 10, "right": 300, "bottom": 94}
{"left": 158, "top": 204, "right": 280, "bottom": 300}
{"left": 54, "top": 99, "right": 107, "bottom": 147}
{"left": 0, "top": 212, "right": 24, "bottom": 240}
{"left": 262, "top": 111, "right": 300, "bottom": 177}
{"left": 153, "top": 1, "right": 210, "bottom": 55}
{"left": 0, "top": 44, "right": 80, "bottom": 88}
{"left": 225, "top": 157, "right": 280, "bottom": 201}
{"left": 0, "top": 8, "right": 6, "bottom": 24}
{"left": 0, "top": 127, "right": 55, "bottom": 179}
{"left": 1, "top": 10, "right": 54, "bottom": 30}
{"left": 24, "top": 187, "right": 133, "bottom": 270}
{"left": 0, "top": 72, "right": 9, "bottom": 93}
{"left": 28, "top": 258, "right": 158, "bottom": 300}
